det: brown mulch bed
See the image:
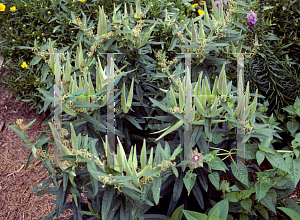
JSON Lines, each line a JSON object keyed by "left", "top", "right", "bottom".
{"left": 0, "top": 64, "right": 300, "bottom": 220}
{"left": 0, "top": 67, "right": 77, "bottom": 220}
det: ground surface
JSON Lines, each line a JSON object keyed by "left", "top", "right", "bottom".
{"left": 1, "top": 65, "right": 300, "bottom": 219}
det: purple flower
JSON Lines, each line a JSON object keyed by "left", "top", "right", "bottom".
{"left": 188, "top": 148, "right": 204, "bottom": 168}
{"left": 246, "top": 10, "right": 257, "bottom": 32}
{"left": 215, "top": 0, "right": 227, "bottom": 10}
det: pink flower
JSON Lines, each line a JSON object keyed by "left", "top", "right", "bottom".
{"left": 215, "top": 0, "right": 227, "bottom": 10}
{"left": 246, "top": 10, "right": 257, "bottom": 32}
{"left": 188, "top": 149, "right": 204, "bottom": 168}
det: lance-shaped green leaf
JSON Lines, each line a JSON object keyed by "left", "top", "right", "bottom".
{"left": 236, "top": 95, "right": 245, "bottom": 120}
{"left": 179, "top": 78, "right": 185, "bottom": 112}
{"left": 185, "top": 66, "right": 192, "bottom": 123}
{"left": 124, "top": 152, "right": 133, "bottom": 176}
{"left": 136, "top": 0, "right": 141, "bottom": 19}
{"left": 64, "top": 51, "right": 71, "bottom": 82}
{"left": 70, "top": 123, "right": 77, "bottom": 151}
{"left": 48, "top": 38, "right": 55, "bottom": 71}
{"left": 78, "top": 76, "right": 83, "bottom": 94}
{"left": 75, "top": 46, "right": 80, "bottom": 69}
{"left": 199, "top": 19, "right": 205, "bottom": 41}
{"left": 210, "top": 0, "right": 219, "bottom": 20}
{"left": 49, "top": 122, "right": 73, "bottom": 157}
{"left": 133, "top": 144, "right": 138, "bottom": 169}
{"left": 237, "top": 41, "right": 243, "bottom": 54}
{"left": 88, "top": 73, "right": 95, "bottom": 111}
{"left": 205, "top": 76, "right": 213, "bottom": 105}
{"left": 114, "top": 154, "right": 121, "bottom": 172}
{"left": 121, "top": 83, "right": 127, "bottom": 113}
{"left": 195, "top": 71, "right": 203, "bottom": 98}
{"left": 195, "top": 96, "right": 205, "bottom": 116}
{"left": 203, "top": 2, "right": 210, "bottom": 24}
{"left": 212, "top": 76, "right": 218, "bottom": 96}
{"left": 219, "top": 0, "right": 226, "bottom": 27}
{"left": 128, "top": 146, "right": 133, "bottom": 168}
{"left": 130, "top": 4, "right": 134, "bottom": 16}
{"left": 124, "top": 3, "right": 128, "bottom": 17}
{"left": 126, "top": 77, "right": 135, "bottom": 110}
{"left": 137, "top": 164, "right": 150, "bottom": 179}
{"left": 245, "top": 81, "right": 250, "bottom": 108}
{"left": 79, "top": 41, "right": 83, "bottom": 66}
{"left": 72, "top": 74, "right": 77, "bottom": 100}
{"left": 117, "top": 136, "right": 126, "bottom": 173}
{"left": 123, "top": 17, "right": 134, "bottom": 43}
{"left": 231, "top": 42, "right": 236, "bottom": 58}
{"left": 251, "top": 89, "right": 258, "bottom": 118}
{"left": 112, "top": 3, "right": 117, "bottom": 23}
{"left": 132, "top": 163, "right": 140, "bottom": 188}
{"left": 218, "top": 63, "right": 227, "bottom": 99}
{"left": 192, "top": 104, "right": 196, "bottom": 121}
{"left": 192, "top": 119, "right": 227, "bottom": 125}
{"left": 155, "top": 120, "right": 184, "bottom": 141}
{"left": 160, "top": 88, "right": 180, "bottom": 98}
{"left": 210, "top": 107, "right": 224, "bottom": 118}
{"left": 170, "top": 85, "right": 177, "bottom": 108}
{"left": 140, "top": 139, "right": 147, "bottom": 170}
{"left": 54, "top": 55, "right": 61, "bottom": 85}
{"left": 185, "top": 24, "right": 192, "bottom": 39}
{"left": 192, "top": 21, "right": 197, "bottom": 43}
{"left": 140, "top": 21, "right": 158, "bottom": 47}
{"left": 62, "top": 103, "right": 77, "bottom": 116}
{"left": 97, "top": 6, "right": 103, "bottom": 37}
{"left": 96, "top": 60, "right": 102, "bottom": 91}
{"left": 208, "top": 97, "right": 219, "bottom": 117}
{"left": 147, "top": 147, "right": 154, "bottom": 172}
{"left": 83, "top": 73, "right": 90, "bottom": 104}
{"left": 200, "top": 79, "right": 207, "bottom": 109}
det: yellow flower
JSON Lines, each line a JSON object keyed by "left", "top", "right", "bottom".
{"left": 198, "top": 9, "right": 204, "bottom": 15}
{"left": 134, "top": 12, "right": 137, "bottom": 18}
{"left": 79, "top": 0, "right": 86, "bottom": 2}
{"left": 78, "top": 19, "right": 81, "bottom": 23}
{"left": 10, "top": 6, "right": 16, "bottom": 12}
{"left": 0, "top": 3, "right": 5, "bottom": 11}
{"left": 151, "top": 4, "right": 153, "bottom": 7}
{"left": 192, "top": 3, "right": 198, "bottom": 7}
{"left": 21, "top": 62, "right": 28, "bottom": 68}
{"left": 185, "top": 3, "right": 188, "bottom": 6}
{"left": 35, "top": 78, "right": 39, "bottom": 82}
{"left": 200, "top": 1, "right": 205, "bottom": 4}
{"left": 211, "top": 8, "right": 213, "bottom": 12}
{"left": 16, "top": 119, "right": 24, "bottom": 125}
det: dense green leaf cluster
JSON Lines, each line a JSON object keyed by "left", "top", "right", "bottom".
{"left": 3, "top": 0, "right": 300, "bottom": 219}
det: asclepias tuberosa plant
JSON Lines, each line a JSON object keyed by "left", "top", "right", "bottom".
{"left": 9, "top": 116, "right": 183, "bottom": 219}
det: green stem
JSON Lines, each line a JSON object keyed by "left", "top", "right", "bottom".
{"left": 277, "top": 150, "right": 293, "bottom": 153}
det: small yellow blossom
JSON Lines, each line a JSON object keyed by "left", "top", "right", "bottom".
{"left": 79, "top": 0, "right": 86, "bottom": 2}
{"left": 0, "top": 3, "right": 5, "bottom": 11}
{"left": 10, "top": 6, "right": 16, "bottom": 12}
{"left": 35, "top": 78, "right": 39, "bottom": 82}
{"left": 151, "top": 4, "right": 153, "bottom": 7}
{"left": 21, "top": 62, "right": 28, "bottom": 68}
{"left": 211, "top": 8, "right": 213, "bottom": 12}
{"left": 200, "top": 1, "right": 205, "bottom": 3}
{"left": 185, "top": 3, "right": 188, "bottom": 6}
{"left": 198, "top": 9, "right": 204, "bottom": 15}
{"left": 192, "top": 3, "right": 198, "bottom": 7}
{"left": 134, "top": 12, "right": 137, "bottom": 18}
{"left": 78, "top": 19, "right": 81, "bottom": 23}
{"left": 16, "top": 119, "right": 24, "bottom": 125}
